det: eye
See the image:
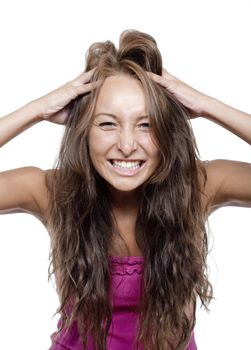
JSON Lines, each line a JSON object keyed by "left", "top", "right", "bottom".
{"left": 139, "top": 122, "right": 151, "bottom": 129}
{"left": 99, "top": 122, "right": 116, "bottom": 128}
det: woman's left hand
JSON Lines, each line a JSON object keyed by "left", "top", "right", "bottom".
{"left": 148, "top": 69, "right": 210, "bottom": 118}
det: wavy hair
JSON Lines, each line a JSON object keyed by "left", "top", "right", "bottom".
{"left": 46, "top": 30, "right": 213, "bottom": 350}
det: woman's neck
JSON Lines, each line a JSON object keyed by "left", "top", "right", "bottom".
{"left": 109, "top": 187, "right": 141, "bottom": 213}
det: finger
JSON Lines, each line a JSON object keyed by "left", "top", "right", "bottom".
{"left": 75, "top": 81, "right": 100, "bottom": 95}
{"left": 146, "top": 71, "right": 169, "bottom": 88}
{"left": 74, "top": 68, "right": 96, "bottom": 84}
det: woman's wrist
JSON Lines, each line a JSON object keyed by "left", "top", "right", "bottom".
{"left": 24, "top": 99, "right": 47, "bottom": 122}
{"left": 199, "top": 95, "right": 219, "bottom": 119}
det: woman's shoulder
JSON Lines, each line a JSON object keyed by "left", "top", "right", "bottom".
{"left": 197, "top": 159, "right": 227, "bottom": 215}
{"left": 0, "top": 166, "right": 57, "bottom": 229}
{"left": 200, "top": 158, "right": 251, "bottom": 212}
{"left": 28, "top": 167, "right": 58, "bottom": 228}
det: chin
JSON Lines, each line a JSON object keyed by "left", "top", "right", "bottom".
{"left": 108, "top": 181, "right": 142, "bottom": 193}
{"left": 102, "top": 173, "right": 148, "bottom": 192}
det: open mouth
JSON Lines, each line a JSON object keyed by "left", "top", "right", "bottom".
{"left": 108, "top": 159, "right": 145, "bottom": 170}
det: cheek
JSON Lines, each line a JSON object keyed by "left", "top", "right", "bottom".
{"left": 88, "top": 130, "right": 114, "bottom": 160}
{"left": 141, "top": 134, "right": 160, "bottom": 158}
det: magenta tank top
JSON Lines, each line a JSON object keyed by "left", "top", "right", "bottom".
{"left": 49, "top": 256, "right": 197, "bottom": 350}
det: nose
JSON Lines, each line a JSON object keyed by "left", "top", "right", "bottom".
{"left": 117, "top": 129, "right": 137, "bottom": 156}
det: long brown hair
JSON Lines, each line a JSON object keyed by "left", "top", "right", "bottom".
{"left": 46, "top": 30, "right": 213, "bottom": 350}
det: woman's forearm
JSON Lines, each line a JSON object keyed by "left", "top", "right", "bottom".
{"left": 202, "top": 97, "right": 251, "bottom": 145}
{"left": 0, "top": 101, "right": 43, "bottom": 148}
{"left": 0, "top": 69, "right": 97, "bottom": 148}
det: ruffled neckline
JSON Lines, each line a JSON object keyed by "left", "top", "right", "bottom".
{"left": 108, "top": 255, "right": 144, "bottom": 275}
{"left": 109, "top": 255, "right": 144, "bottom": 261}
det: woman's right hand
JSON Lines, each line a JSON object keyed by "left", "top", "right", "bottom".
{"left": 33, "top": 68, "right": 98, "bottom": 125}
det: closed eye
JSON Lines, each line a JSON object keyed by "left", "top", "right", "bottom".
{"left": 99, "top": 122, "right": 116, "bottom": 127}
{"left": 98, "top": 122, "right": 151, "bottom": 129}
{"left": 139, "top": 122, "right": 151, "bottom": 129}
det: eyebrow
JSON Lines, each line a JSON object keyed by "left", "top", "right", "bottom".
{"left": 94, "top": 113, "right": 149, "bottom": 121}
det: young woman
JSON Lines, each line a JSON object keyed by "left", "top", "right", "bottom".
{"left": 0, "top": 30, "right": 250, "bottom": 350}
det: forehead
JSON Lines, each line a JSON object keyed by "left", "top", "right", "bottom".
{"left": 94, "top": 74, "right": 147, "bottom": 116}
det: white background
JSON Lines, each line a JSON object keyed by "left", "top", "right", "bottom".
{"left": 0, "top": 0, "right": 250, "bottom": 349}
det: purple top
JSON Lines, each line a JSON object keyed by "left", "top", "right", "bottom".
{"left": 49, "top": 256, "right": 197, "bottom": 350}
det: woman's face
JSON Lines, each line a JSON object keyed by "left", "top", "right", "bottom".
{"left": 88, "top": 74, "right": 161, "bottom": 193}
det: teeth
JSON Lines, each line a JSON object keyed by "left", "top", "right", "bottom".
{"left": 111, "top": 160, "right": 142, "bottom": 169}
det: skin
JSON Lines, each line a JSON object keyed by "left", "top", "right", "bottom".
{"left": 0, "top": 68, "right": 251, "bottom": 256}
{"left": 88, "top": 75, "right": 161, "bottom": 206}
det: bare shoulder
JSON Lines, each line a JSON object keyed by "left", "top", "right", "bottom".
{"left": 0, "top": 166, "right": 56, "bottom": 227}
{"left": 201, "top": 159, "right": 251, "bottom": 213}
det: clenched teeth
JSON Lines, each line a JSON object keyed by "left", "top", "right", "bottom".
{"left": 110, "top": 160, "right": 143, "bottom": 169}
